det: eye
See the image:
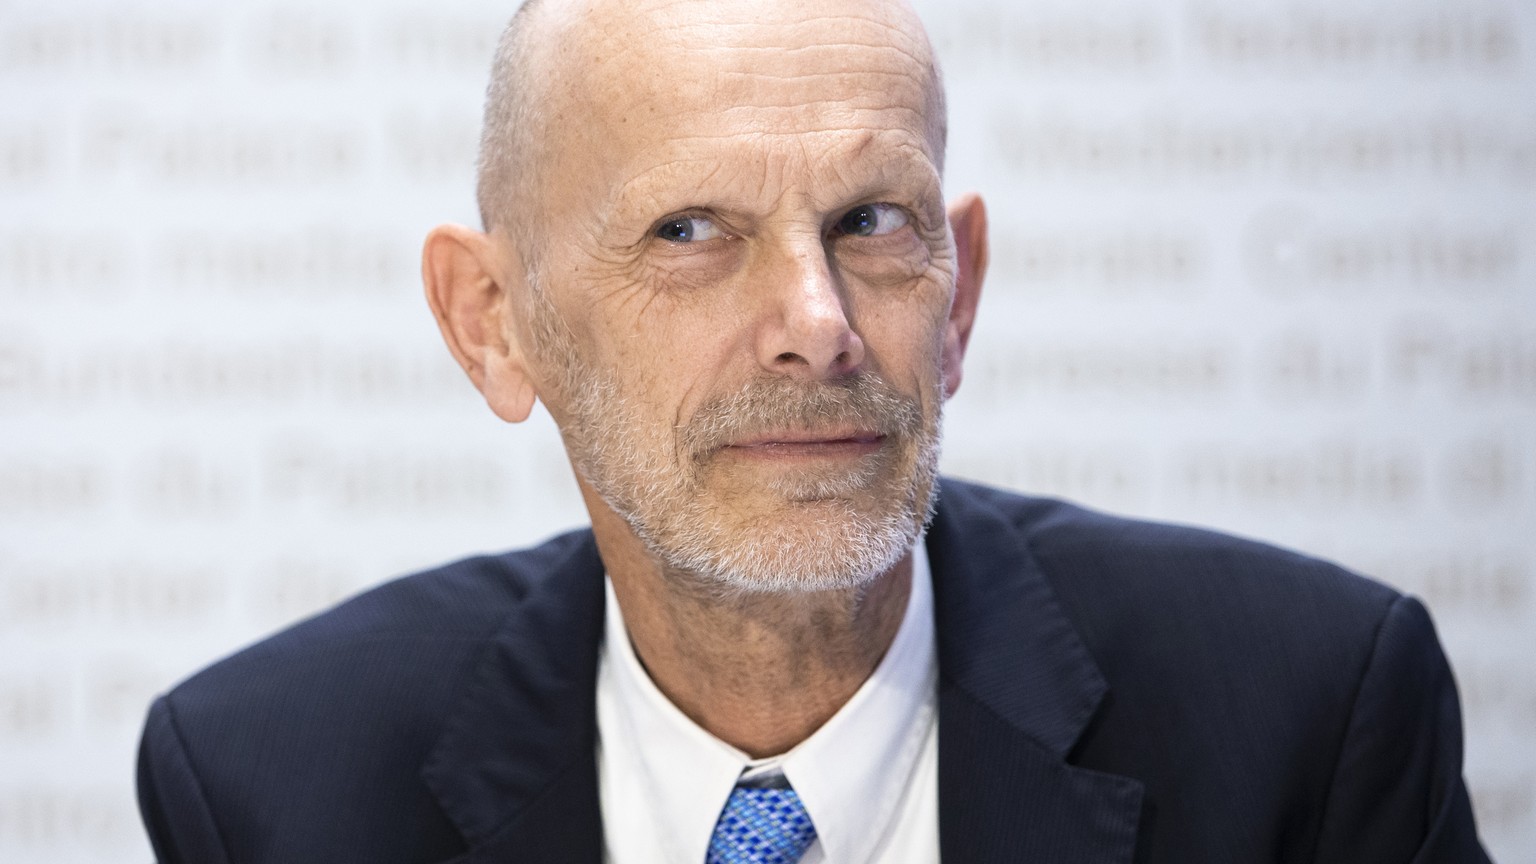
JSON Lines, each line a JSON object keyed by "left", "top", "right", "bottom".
{"left": 654, "top": 215, "right": 725, "bottom": 243}
{"left": 835, "top": 203, "right": 910, "bottom": 237}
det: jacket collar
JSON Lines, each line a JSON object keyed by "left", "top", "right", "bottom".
{"left": 421, "top": 480, "right": 1142, "bottom": 862}
{"left": 928, "top": 479, "right": 1143, "bottom": 863}
{"left": 420, "top": 532, "right": 608, "bottom": 863}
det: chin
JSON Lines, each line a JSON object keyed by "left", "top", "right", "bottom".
{"left": 639, "top": 473, "right": 936, "bottom": 595}
{"left": 658, "top": 517, "right": 914, "bottom": 595}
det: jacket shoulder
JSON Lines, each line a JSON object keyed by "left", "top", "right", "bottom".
{"left": 943, "top": 478, "right": 1402, "bottom": 631}
{"left": 937, "top": 477, "right": 1412, "bottom": 743}
{"left": 139, "top": 528, "right": 599, "bottom": 861}
{"left": 166, "top": 528, "right": 596, "bottom": 712}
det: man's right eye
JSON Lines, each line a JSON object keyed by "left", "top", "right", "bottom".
{"left": 655, "top": 215, "right": 724, "bottom": 243}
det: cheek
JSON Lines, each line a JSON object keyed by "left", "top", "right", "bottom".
{"left": 853, "top": 269, "right": 952, "bottom": 351}
{"left": 832, "top": 232, "right": 931, "bottom": 289}
{"left": 643, "top": 243, "right": 746, "bottom": 296}
{"left": 855, "top": 284, "right": 953, "bottom": 408}
{"left": 599, "top": 268, "right": 759, "bottom": 406}
{"left": 594, "top": 313, "right": 731, "bottom": 430}
{"left": 833, "top": 234, "right": 953, "bottom": 361}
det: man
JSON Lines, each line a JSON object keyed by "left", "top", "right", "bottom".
{"left": 136, "top": 0, "right": 1493, "bottom": 861}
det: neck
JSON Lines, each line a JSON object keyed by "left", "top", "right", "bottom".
{"left": 583, "top": 485, "right": 914, "bottom": 759}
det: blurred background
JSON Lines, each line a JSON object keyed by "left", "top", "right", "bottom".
{"left": 1, "top": 0, "right": 1532, "bottom": 860}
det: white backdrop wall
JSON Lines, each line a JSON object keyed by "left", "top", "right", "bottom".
{"left": 1, "top": 1, "right": 1532, "bottom": 861}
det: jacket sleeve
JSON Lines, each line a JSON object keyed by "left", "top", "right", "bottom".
{"left": 1311, "top": 594, "right": 1493, "bottom": 864}
{"left": 137, "top": 695, "right": 233, "bottom": 864}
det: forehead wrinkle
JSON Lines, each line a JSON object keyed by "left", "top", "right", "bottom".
{"left": 645, "top": 8, "right": 932, "bottom": 54}
{"left": 708, "top": 71, "right": 929, "bottom": 114}
{"left": 644, "top": 127, "right": 939, "bottom": 196}
{"left": 696, "top": 28, "right": 935, "bottom": 74}
{"left": 641, "top": 39, "right": 932, "bottom": 98}
{"left": 608, "top": 156, "right": 758, "bottom": 217}
{"left": 619, "top": 126, "right": 932, "bottom": 193}
{"left": 577, "top": 7, "right": 938, "bottom": 109}
{"left": 696, "top": 110, "right": 935, "bottom": 155}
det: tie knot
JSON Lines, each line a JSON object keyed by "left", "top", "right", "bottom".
{"left": 706, "top": 785, "right": 818, "bottom": 864}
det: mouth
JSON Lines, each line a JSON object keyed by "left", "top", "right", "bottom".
{"left": 718, "top": 430, "right": 887, "bottom": 460}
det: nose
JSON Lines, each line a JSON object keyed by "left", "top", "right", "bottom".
{"left": 754, "top": 242, "right": 866, "bottom": 379}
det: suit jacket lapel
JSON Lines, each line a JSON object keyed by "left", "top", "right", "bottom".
{"left": 929, "top": 480, "right": 1144, "bottom": 863}
{"left": 420, "top": 533, "right": 608, "bottom": 864}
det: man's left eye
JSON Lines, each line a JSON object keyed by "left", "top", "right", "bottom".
{"left": 655, "top": 215, "right": 725, "bottom": 243}
{"left": 835, "top": 203, "right": 910, "bottom": 237}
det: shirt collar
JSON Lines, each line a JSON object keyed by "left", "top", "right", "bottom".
{"left": 599, "top": 544, "right": 937, "bottom": 864}
{"left": 781, "top": 543, "right": 937, "bottom": 864}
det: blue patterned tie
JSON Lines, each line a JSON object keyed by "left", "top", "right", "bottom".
{"left": 705, "top": 785, "right": 818, "bottom": 864}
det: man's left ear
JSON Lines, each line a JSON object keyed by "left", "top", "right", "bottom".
{"left": 942, "top": 192, "right": 988, "bottom": 399}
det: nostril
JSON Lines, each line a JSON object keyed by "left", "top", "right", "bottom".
{"left": 776, "top": 351, "right": 802, "bottom": 364}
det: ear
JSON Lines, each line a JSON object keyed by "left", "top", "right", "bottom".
{"left": 942, "top": 192, "right": 989, "bottom": 400}
{"left": 421, "top": 224, "right": 538, "bottom": 423}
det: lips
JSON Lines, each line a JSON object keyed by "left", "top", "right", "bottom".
{"left": 727, "top": 430, "right": 885, "bottom": 448}
{"left": 676, "top": 373, "right": 921, "bottom": 464}
{"left": 714, "top": 430, "right": 888, "bottom": 464}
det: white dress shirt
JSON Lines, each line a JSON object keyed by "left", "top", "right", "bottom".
{"left": 596, "top": 544, "right": 940, "bottom": 864}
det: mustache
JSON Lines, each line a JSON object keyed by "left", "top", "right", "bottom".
{"left": 679, "top": 374, "right": 924, "bottom": 459}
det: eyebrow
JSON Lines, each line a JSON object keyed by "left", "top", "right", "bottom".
{"left": 600, "top": 131, "right": 942, "bottom": 235}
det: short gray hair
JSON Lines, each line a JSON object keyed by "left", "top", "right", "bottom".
{"left": 476, "top": 0, "right": 549, "bottom": 255}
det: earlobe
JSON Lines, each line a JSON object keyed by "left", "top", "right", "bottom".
{"left": 942, "top": 193, "right": 989, "bottom": 399}
{"left": 421, "top": 224, "right": 538, "bottom": 423}
{"left": 483, "top": 361, "right": 538, "bottom": 423}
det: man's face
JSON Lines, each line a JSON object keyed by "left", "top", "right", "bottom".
{"left": 517, "top": 0, "right": 960, "bottom": 593}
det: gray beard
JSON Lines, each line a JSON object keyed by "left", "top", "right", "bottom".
{"left": 527, "top": 284, "right": 942, "bottom": 595}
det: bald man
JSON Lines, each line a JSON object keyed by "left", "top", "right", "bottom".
{"left": 136, "top": 1, "right": 1491, "bottom": 862}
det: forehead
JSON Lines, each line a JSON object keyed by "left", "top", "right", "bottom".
{"left": 589, "top": 3, "right": 934, "bottom": 122}
{"left": 539, "top": 0, "right": 944, "bottom": 205}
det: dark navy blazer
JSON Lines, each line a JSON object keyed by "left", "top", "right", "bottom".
{"left": 138, "top": 479, "right": 1493, "bottom": 863}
